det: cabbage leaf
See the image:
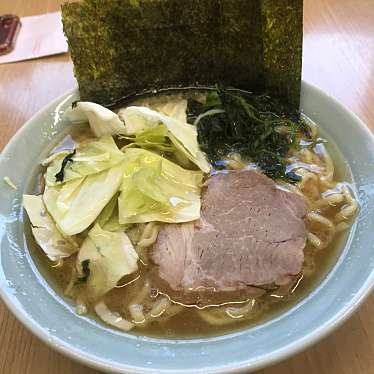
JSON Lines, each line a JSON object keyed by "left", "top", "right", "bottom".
{"left": 64, "top": 101, "right": 126, "bottom": 137}
{"left": 95, "top": 192, "right": 129, "bottom": 232}
{"left": 44, "top": 136, "right": 125, "bottom": 186}
{"left": 121, "top": 125, "right": 193, "bottom": 168}
{"left": 158, "top": 98, "right": 187, "bottom": 123}
{"left": 23, "top": 195, "right": 79, "bottom": 261}
{"left": 44, "top": 162, "right": 126, "bottom": 236}
{"left": 95, "top": 192, "right": 119, "bottom": 227}
{"left": 121, "top": 125, "right": 174, "bottom": 152}
{"left": 102, "top": 213, "right": 129, "bottom": 232}
{"left": 76, "top": 224, "right": 138, "bottom": 300}
{"left": 118, "top": 148, "right": 203, "bottom": 224}
{"left": 119, "top": 106, "right": 210, "bottom": 173}
{"left": 138, "top": 97, "right": 188, "bottom": 123}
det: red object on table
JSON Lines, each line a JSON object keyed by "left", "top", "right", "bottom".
{"left": 0, "top": 15, "right": 21, "bottom": 55}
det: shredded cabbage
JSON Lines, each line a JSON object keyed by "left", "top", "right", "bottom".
{"left": 77, "top": 224, "right": 138, "bottom": 300}
{"left": 44, "top": 162, "right": 126, "bottom": 236}
{"left": 44, "top": 136, "right": 125, "bottom": 186}
{"left": 23, "top": 195, "right": 78, "bottom": 261}
{"left": 64, "top": 102, "right": 126, "bottom": 137}
{"left": 118, "top": 148, "right": 203, "bottom": 224}
{"left": 119, "top": 106, "right": 211, "bottom": 173}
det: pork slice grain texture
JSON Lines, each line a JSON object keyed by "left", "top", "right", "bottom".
{"left": 151, "top": 170, "right": 307, "bottom": 303}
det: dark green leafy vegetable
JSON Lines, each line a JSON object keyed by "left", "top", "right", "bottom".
{"left": 61, "top": 0, "right": 303, "bottom": 107}
{"left": 76, "top": 259, "right": 91, "bottom": 284}
{"left": 187, "top": 100, "right": 204, "bottom": 123}
{"left": 195, "top": 88, "right": 309, "bottom": 182}
{"left": 54, "top": 150, "right": 76, "bottom": 183}
{"left": 284, "top": 171, "right": 302, "bottom": 183}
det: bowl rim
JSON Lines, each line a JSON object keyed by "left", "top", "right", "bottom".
{"left": 1, "top": 80, "right": 374, "bottom": 374}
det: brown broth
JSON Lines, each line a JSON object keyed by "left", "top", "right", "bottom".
{"left": 28, "top": 221, "right": 351, "bottom": 338}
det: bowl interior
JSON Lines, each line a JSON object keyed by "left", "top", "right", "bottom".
{"left": 1, "top": 82, "right": 374, "bottom": 374}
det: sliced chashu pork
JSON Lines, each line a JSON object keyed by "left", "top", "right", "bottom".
{"left": 151, "top": 170, "right": 307, "bottom": 305}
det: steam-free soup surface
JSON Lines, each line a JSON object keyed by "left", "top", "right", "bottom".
{"left": 29, "top": 227, "right": 349, "bottom": 337}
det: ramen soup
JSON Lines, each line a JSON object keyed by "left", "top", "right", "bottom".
{"left": 23, "top": 89, "right": 358, "bottom": 338}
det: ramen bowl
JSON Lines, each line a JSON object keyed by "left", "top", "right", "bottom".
{"left": 0, "top": 81, "right": 374, "bottom": 373}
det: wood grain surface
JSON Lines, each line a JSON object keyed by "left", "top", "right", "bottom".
{"left": 0, "top": 0, "right": 373, "bottom": 373}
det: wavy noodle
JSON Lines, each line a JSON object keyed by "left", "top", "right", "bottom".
{"left": 64, "top": 267, "right": 77, "bottom": 296}
{"left": 51, "top": 259, "right": 64, "bottom": 268}
{"left": 149, "top": 297, "right": 171, "bottom": 317}
{"left": 130, "top": 222, "right": 160, "bottom": 265}
{"left": 95, "top": 300, "right": 134, "bottom": 331}
{"left": 128, "top": 280, "right": 150, "bottom": 305}
{"left": 306, "top": 212, "right": 336, "bottom": 250}
{"left": 306, "top": 232, "right": 323, "bottom": 249}
{"left": 137, "top": 222, "right": 159, "bottom": 248}
{"left": 317, "top": 144, "right": 335, "bottom": 187}
{"left": 129, "top": 304, "right": 146, "bottom": 324}
{"left": 198, "top": 310, "right": 239, "bottom": 326}
{"left": 287, "top": 131, "right": 358, "bottom": 257}
{"left": 335, "top": 221, "right": 351, "bottom": 233}
{"left": 226, "top": 299, "right": 256, "bottom": 318}
{"left": 336, "top": 187, "right": 359, "bottom": 221}
{"left": 124, "top": 282, "right": 175, "bottom": 327}
{"left": 198, "top": 300, "right": 258, "bottom": 325}
{"left": 297, "top": 169, "right": 321, "bottom": 203}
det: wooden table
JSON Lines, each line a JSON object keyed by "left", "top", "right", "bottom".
{"left": 0, "top": 0, "right": 374, "bottom": 373}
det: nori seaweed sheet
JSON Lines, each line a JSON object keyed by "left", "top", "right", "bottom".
{"left": 262, "top": 0, "right": 303, "bottom": 107}
{"left": 62, "top": 0, "right": 303, "bottom": 107}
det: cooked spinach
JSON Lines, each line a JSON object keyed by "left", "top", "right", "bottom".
{"left": 55, "top": 150, "right": 76, "bottom": 183}
{"left": 76, "top": 259, "right": 91, "bottom": 284}
{"left": 195, "top": 88, "right": 309, "bottom": 182}
{"left": 187, "top": 99, "right": 204, "bottom": 123}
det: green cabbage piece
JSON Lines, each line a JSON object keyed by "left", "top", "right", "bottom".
{"left": 23, "top": 195, "right": 78, "bottom": 261}
{"left": 44, "top": 162, "right": 126, "bottom": 236}
{"left": 122, "top": 124, "right": 174, "bottom": 152}
{"left": 157, "top": 98, "right": 187, "bottom": 123}
{"left": 64, "top": 101, "right": 126, "bottom": 137}
{"left": 95, "top": 192, "right": 129, "bottom": 232}
{"left": 133, "top": 97, "right": 188, "bottom": 123}
{"left": 102, "top": 213, "right": 129, "bottom": 232}
{"left": 44, "top": 136, "right": 125, "bottom": 187}
{"left": 95, "top": 192, "right": 119, "bottom": 227}
{"left": 122, "top": 125, "right": 194, "bottom": 169}
{"left": 76, "top": 224, "right": 138, "bottom": 300}
{"left": 118, "top": 148, "right": 203, "bottom": 224}
{"left": 119, "top": 105, "right": 211, "bottom": 173}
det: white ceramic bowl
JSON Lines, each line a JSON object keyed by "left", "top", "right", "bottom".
{"left": 0, "top": 82, "right": 374, "bottom": 373}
